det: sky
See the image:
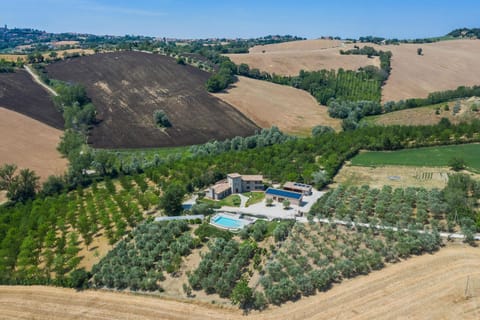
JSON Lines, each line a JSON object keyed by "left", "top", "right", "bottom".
{"left": 3, "top": 0, "right": 480, "bottom": 39}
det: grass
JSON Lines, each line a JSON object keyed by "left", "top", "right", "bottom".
{"left": 361, "top": 101, "right": 452, "bottom": 125}
{"left": 199, "top": 194, "right": 241, "bottom": 208}
{"left": 244, "top": 191, "right": 265, "bottom": 207}
{"left": 351, "top": 143, "right": 480, "bottom": 171}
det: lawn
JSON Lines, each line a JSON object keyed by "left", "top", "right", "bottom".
{"left": 199, "top": 194, "right": 241, "bottom": 208}
{"left": 351, "top": 143, "right": 480, "bottom": 171}
{"left": 244, "top": 191, "right": 265, "bottom": 207}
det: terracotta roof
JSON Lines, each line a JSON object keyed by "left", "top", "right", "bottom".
{"left": 242, "top": 175, "right": 263, "bottom": 181}
{"left": 211, "top": 182, "right": 230, "bottom": 194}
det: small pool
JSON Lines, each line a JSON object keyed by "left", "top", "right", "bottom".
{"left": 213, "top": 216, "right": 243, "bottom": 228}
{"left": 210, "top": 213, "right": 253, "bottom": 231}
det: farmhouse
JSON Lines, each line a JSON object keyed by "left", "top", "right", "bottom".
{"left": 283, "top": 181, "right": 312, "bottom": 195}
{"left": 208, "top": 173, "right": 264, "bottom": 200}
{"left": 265, "top": 187, "right": 303, "bottom": 206}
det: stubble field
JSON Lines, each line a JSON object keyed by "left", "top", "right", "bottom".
{"left": 213, "top": 76, "right": 342, "bottom": 135}
{"left": 227, "top": 39, "right": 379, "bottom": 76}
{"left": 0, "top": 107, "right": 67, "bottom": 180}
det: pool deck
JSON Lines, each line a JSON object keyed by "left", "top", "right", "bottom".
{"left": 210, "top": 212, "right": 255, "bottom": 231}
{"left": 219, "top": 189, "right": 325, "bottom": 220}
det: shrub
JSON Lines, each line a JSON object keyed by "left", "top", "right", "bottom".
{"left": 153, "top": 109, "right": 171, "bottom": 127}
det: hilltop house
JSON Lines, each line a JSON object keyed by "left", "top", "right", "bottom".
{"left": 208, "top": 173, "right": 264, "bottom": 200}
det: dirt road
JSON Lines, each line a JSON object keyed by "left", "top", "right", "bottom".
{"left": 1, "top": 244, "right": 478, "bottom": 320}
{"left": 24, "top": 65, "right": 58, "bottom": 96}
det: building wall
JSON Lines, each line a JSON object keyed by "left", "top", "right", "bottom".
{"left": 214, "top": 188, "right": 231, "bottom": 200}
{"left": 228, "top": 176, "right": 243, "bottom": 194}
{"left": 241, "top": 180, "right": 263, "bottom": 192}
{"left": 265, "top": 194, "right": 301, "bottom": 206}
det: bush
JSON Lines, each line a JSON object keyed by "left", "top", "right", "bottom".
{"left": 153, "top": 109, "right": 171, "bottom": 128}
{"left": 194, "top": 223, "right": 232, "bottom": 242}
{"left": 69, "top": 268, "right": 90, "bottom": 289}
{"left": 448, "top": 157, "right": 466, "bottom": 171}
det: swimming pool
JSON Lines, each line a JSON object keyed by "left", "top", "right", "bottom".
{"left": 213, "top": 216, "right": 243, "bottom": 228}
{"left": 210, "top": 213, "right": 253, "bottom": 231}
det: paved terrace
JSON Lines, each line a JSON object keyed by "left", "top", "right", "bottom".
{"left": 220, "top": 189, "right": 325, "bottom": 220}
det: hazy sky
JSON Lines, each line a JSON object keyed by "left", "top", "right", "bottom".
{"left": 3, "top": 0, "right": 479, "bottom": 39}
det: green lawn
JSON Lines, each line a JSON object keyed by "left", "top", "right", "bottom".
{"left": 244, "top": 192, "right": 266, "bottom": 207}
{"left": 199, "top": 194, "right": 241, "bottom": 208}
{"left": 351, "top": 143, "right": 480, "bottom": 171}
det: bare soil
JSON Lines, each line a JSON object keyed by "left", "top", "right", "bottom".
{"left": 1, "top": 244, "right": 479, "bottom": 319}
{"left": 227, "top": 40, "right": 379, "bottom": 76}
{"left": 377, "top": 39, "right": 480, "bottom": 103}
{"left": 0, "top": 191, "right": 7, "bottom": 205}
{"left": 45, "top": 51, "right": 259, "bottom": 148}
{"left": 0, "top": 107, "right": 67, "bottom": 180}
{"left": 213, "top": 76, "right": 342, "bottom": 135}
{"left": 0, "top": 70, "right": 64, "bottom": 129}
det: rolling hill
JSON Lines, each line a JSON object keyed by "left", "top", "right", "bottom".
{"left": 227, "top": 38, "right": 480, "bottom": 104}
{"left": 45, "top": 51, "right": 259, "bottom": 149}
{"left": 0, "top": 69, "right": 64, "bottom": 129}
{"left": 0, "top": 69, "right": 66, "bottom": 179}
{"left": 213, "top": 76, "right": 341, "bottom": 135}
{"left": 0, "top": 107, "right": 67, "bottom": 180}
{"left": 377, "top": 39, "right": 480, "bottom": 102}
{"left": 227, "top": 39, "right": 379, "bottom": 76}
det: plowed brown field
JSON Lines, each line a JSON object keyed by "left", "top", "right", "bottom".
{"left": 213, "top": 76, "right": 341, "bottom": 135}
{"left": 1, "top": 244, "right": 478, "bottom": 320}
{"left": 46, "top": 51, "right": 258, "bottom": 148}
{"left": 0, "top": 107, "right": 67, "bottom": 180}
{"left": 0, "top": 70, "right": 64, "bottom": 129}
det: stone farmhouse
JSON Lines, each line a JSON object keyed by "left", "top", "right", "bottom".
{"left": 208, "top": 173, "right": 264, "bottom": 200}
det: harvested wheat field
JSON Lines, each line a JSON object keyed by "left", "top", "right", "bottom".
{"left": 249, "top": 39, "right": 342, "bottom": 53}
{"left": 378, "top": 39, "right": 480, "bottom": 102}
{"left": 366, "top": 97, "right": 480, "bottom": 126}
{"left": 0, "top": 54, "right": 26, "bottom": 62}
{"left": 333, "top": 164, "right": 457, "bottom": 189}
{"left": 213, "top": 76, "right": 342, "bottom": 135}
{"left": 227, "top": 40, "right": 379, "bottom": 76}
{"left": 0, "top": 107, "right": 67, "bottom": 180}
{"left": 1, "top": 244, "right": 479, "bottom": 320}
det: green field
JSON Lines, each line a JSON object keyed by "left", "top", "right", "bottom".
{"left": 351, "top": 143, "right": 480, "bottom": 171}
{"left": 199, "top": 194, "right": 241, "bottom": 208}
{"left": 244, "top": 191, "right": 265, "bottom": 207}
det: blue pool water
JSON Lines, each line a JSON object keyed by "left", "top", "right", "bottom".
{"left": 213, "top": 216, "right": 243, "bottom": 229}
